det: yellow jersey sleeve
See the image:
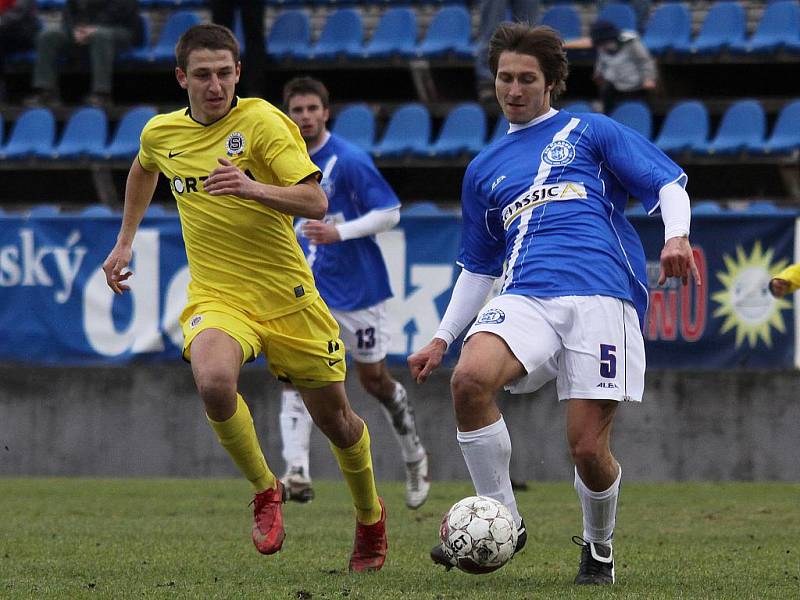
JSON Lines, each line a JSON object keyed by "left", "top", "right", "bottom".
{"left": 772, "top": 263, "right": 800, "bottom": 293}
{"left": 252, "top": 104, "right": 320, "bottom": 186}
{"left": 137, "top": 115, "right": 162, "bottom": 172}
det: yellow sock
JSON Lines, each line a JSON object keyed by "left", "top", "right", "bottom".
{"left": 207, "top": 394, "right": 275, "bottom": 493}
{"left": 330, "top": 421, "right": 382, "bottom": 525}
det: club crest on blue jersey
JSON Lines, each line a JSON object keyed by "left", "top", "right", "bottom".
{"left": 226, "top": 131, "right": 245, "bottom": 156}
{"left": 476, "top": 308, "right": 506, "bottom": 324}
{"left": 541, "top": 140, "right": 575, "bottom": 166}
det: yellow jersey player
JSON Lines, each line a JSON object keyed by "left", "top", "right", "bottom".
{"left": 769, "top": 263, "right": 800, "bottom": 298}
{"left": 101, "top": 24, "right": 386, "bottom": 572}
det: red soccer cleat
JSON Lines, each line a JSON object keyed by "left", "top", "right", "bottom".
{"left": 349, "top": 497, "right": 388, "bottom": 573}
{"left": 251, "top": 481, "right": 286, "bottom": 555}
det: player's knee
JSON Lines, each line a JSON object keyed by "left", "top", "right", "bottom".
{"left": 451, "top": 367, "right": 494, "bottom": 406}
{"left": 569, "top": 436, "right": 605, "bottom": 467}
{"left": 194, "top": 370, "right": 237, "bottom": 406}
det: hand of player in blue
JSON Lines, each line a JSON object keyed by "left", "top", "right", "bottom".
{"left": 102, "top": 244, "right": 133, "bottom": 295}
{"left": 302, "top": 220, "right": 341, "bottom": 245}
{"left": 658, "top": 235, "right": 700, "bottom": 286}
{"left": 408, "top": 338, "right": 448, "bottom": 384}
{"left": 204, "top": 157, "right": 257, "bottom": 199}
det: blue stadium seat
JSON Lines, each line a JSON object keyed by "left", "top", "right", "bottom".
{"left": 540, "top": 5, "right": 582, "bottom": 43}
{"left": 372, "top": 103, "right": 431, "bottom": 158}
{"left": 596, "top": 2, "right": 638, "bottom": 32}
{"left": 490, "top": 115, "right": 509, "bottom": 143}
{"left": 685, "top": 1, "right": 746, "bottom": 55}
{"left": 363, "top": 7, "right": 417, "bottom": 59}
{"left": 81, "top": 204, "right": 115, "bottom": 217}
{"left": 695, "top": 100, "right": 766, "bottom": 155}
{"left": 691, "top": 200, "right": 723, "bottom": 215}
{"left": 427, "top": 103, "right": 486, "bottom": 157}
{"left": 309, "top": 9, "right": 364, "bottom": 59}
{"left": 92, "top": 107, "right": 157, "bottom": 160}
{"left": 27, "top": 204, "right": 61, "bottom": 218}
{"left": 416, "top": 5, "right": 474, "bottom": 58}
{"left": 562, "top": 101, "right": 593, "bottom": 113}
{"left": 0, "top": 108, "right": 56, "bottom": 160}
{"left": 761, "top": 100, "right": 800, "bottom": 155}
{"left": 731, "top": 0, "right": 800, "bottom": 54}
{"left": 654, "top": 101, "right": 710, "bottom": 155}
{"left": 332, "top": 104, "right": 375, "bottom": 153}
{"left": 145, "top": 204, "right": 169, "bottom": 217}
{"left": 132, "top": 11, "right": 201, "bottom": 62}
{"left": 44, "top": 107, "right": 108, "bottom": 160}
{"left": 609, "top": 101, "right": 652, "bottom": 139}
{"left": 642, "top": 3, "right": 692, "bottom": 55}
{"left": 267, "top": 10, "right": 311, "bottom": 60}
{"left": 625, "top": 202, "right": 648, "bottom": 216}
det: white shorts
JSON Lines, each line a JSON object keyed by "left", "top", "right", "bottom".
{"left": 465, "top": 294, "right": 645, "bottom": 401}
{"left": 330, "top": 302, "right": 391, "bottom": 364}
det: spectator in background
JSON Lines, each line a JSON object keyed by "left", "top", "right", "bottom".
{"left": 475, "top": 1, "right": 540, "bottom": 107}
{"left": 210, "top": 0, "right": 267, "bottom": 98}
{"left": 24, "top": 0, "right": 142, "bottom": 108}
{"left": 0, "top": 0, "right": 39, "bottom": 103}
{"left": 590, "top": 20, "right": 656, "bottom": 113}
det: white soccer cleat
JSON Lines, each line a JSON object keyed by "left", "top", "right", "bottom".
{"left": 281, "top": 467, "right": 315, "bottom": 503}
{"left": 405, "top": 454, "right": 431, "bottom": 509}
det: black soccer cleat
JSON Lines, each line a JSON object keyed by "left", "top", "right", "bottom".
{"left": 431, "top": 518, "right": 527, "bottom": 571}
{"left": 572, "top": 536, "right": 615, "bottom": 585}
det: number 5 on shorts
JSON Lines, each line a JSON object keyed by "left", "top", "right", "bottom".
{"left": 599, "top": 344, "right": 617, "bottom": 378}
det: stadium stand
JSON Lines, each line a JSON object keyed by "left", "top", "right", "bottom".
{"left": 596, "top": 2, "right": 639, "bottom": 32}
{"left": 0, "top": 1, "right": 799, "bottom": 208}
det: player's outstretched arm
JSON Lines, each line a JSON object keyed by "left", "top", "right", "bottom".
{"left": 768, "top": 263, "right": 800, "bottom": 297}
{"left": 102, "top": 158, "right": 159, "bottom": 294}
{"left": 658, "top": 235, "right": 700, "bottom": 286}
{"left": 205, "top": 158, "right": 327, "bottom": 219}
{"left": 408, "top": 338, "right": 448, "bottom": 384}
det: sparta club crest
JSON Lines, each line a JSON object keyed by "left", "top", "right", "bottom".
{"left": 541, "top": 140, "right": 575, "bottom": 166}
{"left": 226, "top": 131, "right": 245, "bottom": 156}
{"left": 476, "top": 308, "right": 506, "bottom": 325}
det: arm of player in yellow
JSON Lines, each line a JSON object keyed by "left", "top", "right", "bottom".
{"left": 771, "top": 263, "right": 800, "bottom": 294}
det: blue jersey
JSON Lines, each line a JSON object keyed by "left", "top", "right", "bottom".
{"left": 459, "top": 110, "right": 686, "bottom": 327}
{"left": 302, "top": 133, "right": 400, "bottom": 310}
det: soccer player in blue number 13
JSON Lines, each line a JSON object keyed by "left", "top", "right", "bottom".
{"left": 409, "top": 23, "right": 700, "bottom": 585}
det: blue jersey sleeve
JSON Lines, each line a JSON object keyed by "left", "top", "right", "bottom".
{"left": 591, "top": 115, "right": 686, "bottom": 213}
{"left": 342, "top": 148, "right": 400, "bottom": 212}
{"left": 457, "top": 162, "right": 505, "bottom": 276}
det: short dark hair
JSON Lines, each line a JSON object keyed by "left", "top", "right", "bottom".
{"left": 282, "top": 76, "right": 330, "bottom": 109}
{"left": 175, "top": 24, "right": 240, "bottom": 72}
{"left": 488, "top": 24, "right": 569, "bottom": 101}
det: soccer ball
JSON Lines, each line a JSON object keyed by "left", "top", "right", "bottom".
{"left": 439, "top": 495, "right": 518, "bottom": 574}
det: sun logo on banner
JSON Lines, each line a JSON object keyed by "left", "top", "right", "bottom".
{"left": 712, "top": 241, "right": 792, "bottom": 348}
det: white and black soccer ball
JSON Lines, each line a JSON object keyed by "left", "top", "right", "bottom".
{"left": 439, "top": 495, "right": 518, "bottom": 574}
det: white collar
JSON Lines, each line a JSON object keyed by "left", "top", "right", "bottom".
{"left": 507, "top": 108, "right": 559, "bottom": 133}
{"left": 307, "top": 130, "right": 331, "bottom": 156}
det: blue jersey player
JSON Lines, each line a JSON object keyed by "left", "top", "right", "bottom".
{"left": 280, "top": 77, "right": 430, "bottom": 509}
{"left": 409, "top": 24, "right": 699, "bottom": 584}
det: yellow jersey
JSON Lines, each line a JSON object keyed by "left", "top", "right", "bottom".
{"left": 138, "top": 97, "right": 321, "bottom": 320}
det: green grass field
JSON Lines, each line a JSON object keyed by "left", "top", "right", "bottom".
{"left": 0, "top": 479, "right": 797, "bottom": 599}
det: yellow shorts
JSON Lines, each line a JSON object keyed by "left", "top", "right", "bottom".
{"left": 180, "top": 295, "right": 346, "bottom": 388}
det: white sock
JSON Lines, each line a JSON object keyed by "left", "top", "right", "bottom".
{"left": 279, "top": 388, "right": 313, "bottom": 479}
{"left": 457, "top": 416, "right": 521, "bottom": 528}
{"left": 379, "top": 382, "right": 425, "bottom": 463}
{"left": 574, "top": 465, "right": 621, "bottom": 544}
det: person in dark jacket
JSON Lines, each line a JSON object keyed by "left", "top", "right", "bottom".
{"left": 0, "top": 0, "right": 39, "bottom": 102}
{"left": 24, "top": 0, "right": 142, "bottom": 108}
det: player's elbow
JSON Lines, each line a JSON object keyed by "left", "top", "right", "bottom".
{"left": 307, "top": 193, "right": 327, "bottom": 220}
